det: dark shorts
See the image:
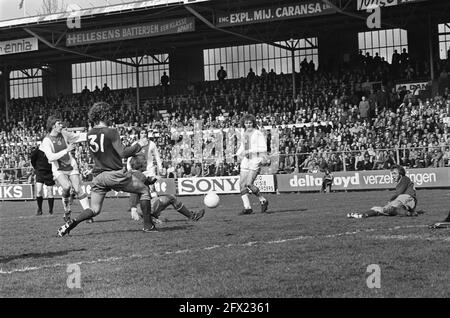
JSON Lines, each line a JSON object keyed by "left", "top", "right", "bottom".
{"left": 92, "top": 169, "right": 150, "bottom": 200}
{"left": 36, "top": 173, "right": 55, "bottom": 186}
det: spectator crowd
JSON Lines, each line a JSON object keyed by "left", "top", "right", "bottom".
{"left": 1, "top": 49, "right": 450, "bottom": 183}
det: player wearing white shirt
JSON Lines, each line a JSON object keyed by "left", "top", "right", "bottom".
{"left": 127, "top": 130, "right": 163, "bottom": 220}
{"left": 236, "top": 114, "right": 269, "bottom": 215}
{"left": 39, "top": 116, "right": 92, "bottom": 222}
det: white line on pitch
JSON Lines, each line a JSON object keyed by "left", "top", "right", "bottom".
{"left": 0, "top": 224, "right": 439, "bottom": 275}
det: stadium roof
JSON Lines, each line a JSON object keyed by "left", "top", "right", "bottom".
{"left": 0, "top": 0, "right": 449, "bottom": 71}
{"left": 0, "top": 0, "right": 211, "bottom": 29}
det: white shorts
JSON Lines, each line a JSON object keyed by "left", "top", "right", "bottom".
{"left": 53, "top": 168, "right": 80, "bottom": 180}
{"left": 240, "top": 157, "right": 263, "bottom": 171}
{"left": 385, "top": 194, "right": 416, "bottom": 211}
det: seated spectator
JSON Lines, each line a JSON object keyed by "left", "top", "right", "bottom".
{"left": 357, "top": 153, "right": 373, "bottom": 170}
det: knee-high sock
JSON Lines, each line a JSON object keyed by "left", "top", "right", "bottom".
{"left": 62, "top": 197, "right": 71, "bottom": 212}
{"left": 36, "top": 196, "right": 43, "bottom": 210}
{"left": 248, "top": 185, "right": 266, "bottom": 203}
{"left": 140, "top": 200, "right": 154, "bottom": 228}
{"left": 77, "top": 193, "right": 90, "bottom": 210}
{"left": 173, "top": 200, "right": 193, "bottom": 219}
{"left": 363, "top": 210, "right": 379, "bottom": 217}
{"left": 48, "top": 198, "right": 54, "bottom": 212}
{"left": 73, "top": 208, "right": 95, "bottom": 225}
{"left": 241, "top": 194, "right": 251, "bottom": 209}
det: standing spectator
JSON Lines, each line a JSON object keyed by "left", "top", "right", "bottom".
{"left": 400, "top": 49, "right": 409, "bottom": 66}
{"left": 247, "top": 68, "right": 256, "bottom": 81}
{"left": 102, "top": 83, "right": 110, "bottom": 94}
{"left": 161, "top": 72, "right": 170, "bottom": 87}
{"left": 359, "top": 96, "right": 370, "bottom": 120}
{"left": 217, "top": 66, "right": 227, "bottom": 82}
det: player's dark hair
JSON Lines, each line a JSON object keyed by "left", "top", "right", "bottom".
{"left": 130, "top": 154, "right": 147, "bottom": 172}
{"left": 46, "top": 115, "right": 62, "bottom": 132}
{"left": 391, "top": 165, "right": 406, "bottom": 176}
{"left": 240, "top": 113, "right": 257, "bottom": 128}
{"left": 88, "top": 102, "right": 112, "bottom": 125}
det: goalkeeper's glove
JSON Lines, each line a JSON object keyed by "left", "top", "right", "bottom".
{"left": 131, "top": 209, "right": 141, "bottom": 221}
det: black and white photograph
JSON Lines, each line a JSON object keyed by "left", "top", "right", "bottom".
{"left": 0, "top": 0, "right": 449, "bottom": 302}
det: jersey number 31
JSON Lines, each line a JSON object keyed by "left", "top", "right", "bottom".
{"left": 88, "top": 134, "right": 105, "bottom": 153}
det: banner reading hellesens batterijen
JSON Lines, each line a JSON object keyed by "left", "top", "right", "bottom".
{"left": 215, "top": 1, "right": 336, "bottom": 27}
{"left": 66, "top": 17, "right": 195, "bottom": 46}
{"left": 276, "top": 168, "right": 450, "bottom": 192}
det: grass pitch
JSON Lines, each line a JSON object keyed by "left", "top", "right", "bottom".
{"left": 0, "top": 190, "right": 449, "bottom": 298}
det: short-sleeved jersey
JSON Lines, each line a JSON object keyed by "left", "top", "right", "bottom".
{"left": 87, "top": 126, "right": 141, "bottom": 174}
{"left": 39, "top": 133, "right": 75, "bottom": 173}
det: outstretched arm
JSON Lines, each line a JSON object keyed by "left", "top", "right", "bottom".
{"left": 111, "top": 131, "right": 146, "bottom": 158}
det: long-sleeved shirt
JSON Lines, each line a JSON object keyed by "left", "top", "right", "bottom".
{"left": 390, "top": 175, "right": 416, "bottom": 202}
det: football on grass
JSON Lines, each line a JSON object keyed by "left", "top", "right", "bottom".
{"left": 204, "top": 192, "right": 220, "bottom": 208}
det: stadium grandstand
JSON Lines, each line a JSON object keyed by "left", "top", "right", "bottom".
{"left": 2, "top": 0, "right": 450, "bottom": 300}
{"left": 0, "top": 0, "right": 449, "bottom": 186}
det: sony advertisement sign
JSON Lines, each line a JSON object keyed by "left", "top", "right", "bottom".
{"left": 277, "top": 168, "right": 450, "bottom": 192}
{"left": 178, "top": 175, "right": 275, "bottom": 195}
{"left": 0, "top": 37, "right": 38, "bottom": 56}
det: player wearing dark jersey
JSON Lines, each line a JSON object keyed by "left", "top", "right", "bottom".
{"left": 57, "top": 102, "right": 156, "bottom": 236}
{"left": 347, "top": 165, "right": 420, "bottom": 218}
{"left": 30, "top": 145, "right": 55, "bottom": 215}
{"left": 129, "top": 154, "right": 205, "bottom": 223}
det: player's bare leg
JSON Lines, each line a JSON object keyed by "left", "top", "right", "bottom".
{"left": 57, "top": 190, "right": 100, "bottom": 236}
{"left": 246, "top": 169, "right": 268, "bottom": 213}
{"left": 57, "top": 175, "right": 73, "bottom": 222}
{"left": 239, "top": 169, "right": 253, "bottom": 214}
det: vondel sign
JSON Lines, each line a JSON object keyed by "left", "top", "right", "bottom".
{"left": 0, "top": 37, "right": 38, "bottom": 56}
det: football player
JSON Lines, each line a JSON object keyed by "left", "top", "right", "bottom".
{"left": 57, "top": 102, "right": 155, "bottom": 236}
{"left": 236, "top": 114, "right": 269, "bottom": 215}
{"left": 347, "top": 165, "right": 420, "bottom": 218}
{"left": 129, "top": 154, "right": 205, "bottom": 223}
{"left": 39, "top": 116, "right": 92, "bottom": 222}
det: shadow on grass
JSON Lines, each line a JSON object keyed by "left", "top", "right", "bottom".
{"left": 71, "top": 225, "right": 194, "bottom": 236}
{"left": 88, "top": 219, "right": 121, "bottom": 223}
{"left": 0, "top": 248, "right": 87, "bottom": 264}
{"left": 264, "top": 208, "right": 308, "bottom": 214}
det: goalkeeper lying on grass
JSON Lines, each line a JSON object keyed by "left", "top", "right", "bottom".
{"left": 129, "top": 154, "right": 205, "bottom": 223}
{"left": 347, "top": 165, "right": 423, "bottom": 218}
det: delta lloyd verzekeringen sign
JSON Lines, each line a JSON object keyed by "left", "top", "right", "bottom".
{"left": 66, "top": 17, "right": 195, "bottom": 46}
{"left": 215, "top": 1, "right": 336, "bottom": 27}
